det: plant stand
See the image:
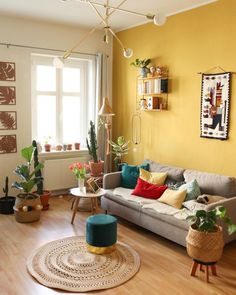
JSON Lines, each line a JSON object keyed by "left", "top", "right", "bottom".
{"left": 190, "top": 259, "right": 217, "bottom": 283}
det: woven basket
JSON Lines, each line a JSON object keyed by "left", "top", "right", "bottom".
{"left": 186, "top": 225, "right": 224, "bottom": 263}
{"left": 14, "top": 193, "right": 41, "bottom": 223}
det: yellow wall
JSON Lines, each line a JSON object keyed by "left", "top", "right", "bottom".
{"left": 113, "top": 0, "right": 236, "bottom": 177}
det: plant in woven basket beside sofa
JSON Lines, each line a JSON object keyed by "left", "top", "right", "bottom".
{"left": 108, "top": 136, "right": 130, "bottom": 171}
{"left": 12, "top": 145, "right": 44, "bottom": 223}
{"left": 186, "top": 206, "right": 236, "bottom": 263}
{"left": 86, "top": 120, "right": 104, "bottom": 177}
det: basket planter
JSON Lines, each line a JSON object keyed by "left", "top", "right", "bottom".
{"left": 14, "top": 193, "right": 42, "bottom": 223}
{"left": 0, "top": 196, "right": 16, "bottom": 214}
{"left": 186, "top": 225, "right": 224, "bottom": 263}
{"left": 89, "top": 160, "right": 104, "bottom": 177}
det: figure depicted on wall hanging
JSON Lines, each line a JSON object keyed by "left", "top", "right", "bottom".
{"left": 200, "top": 72, "right": 231, "bottom": 140}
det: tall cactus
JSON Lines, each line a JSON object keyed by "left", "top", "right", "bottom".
{"left": 3, "top": 176, "right": 9, "bottom": 198}
{"left": 86, "top": 120, "right": 98, "bottom": 163}
{"left": 32, "top": 140, "right": 43, "bottom": 194}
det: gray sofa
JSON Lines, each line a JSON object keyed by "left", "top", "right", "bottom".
{"left": 101, "top": 160, "right": 236, "bottom": 247}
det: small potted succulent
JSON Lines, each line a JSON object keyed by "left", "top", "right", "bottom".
{"left": 0, "top": 176, "right": 15, "bottom": 214}
{"left": 130, "top": 58, "right": 151, "bottom": 78}
{"left": 12, "top": 145, "right": 44, "bottom": 222}
{"left": 186, "top": 206, "right": 236, "bottom": 263}
{"left": 86, "top": 120, "right": 104, "bottom": 176}
{"left": 108, "top": 136, "right": 130, "bottom": 171}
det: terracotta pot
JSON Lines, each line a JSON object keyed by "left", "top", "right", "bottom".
{"left": 74, "top": 142, "right": 80, "bottom": 150}
{"left": 67, "top": 144, "right": 72, "bottom": 150}
{"left": 186, "top": 225, "right": 224, "bottom": 263}
{"left": 44, "top": 144, "right": 51, "bottom": 152}
{"left": 89, "top": 160, "right": 104, "bottom": 177}
{"left": 40, "top": 190, "right": 51, "bottom": 210}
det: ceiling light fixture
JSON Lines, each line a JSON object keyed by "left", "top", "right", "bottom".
{"left": 54, "top": 0, "right": 167, "bottom": 67}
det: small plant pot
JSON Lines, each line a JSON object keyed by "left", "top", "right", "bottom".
{"left": 44, "top": 144, "right": 51, "bottom": 152}
{"left": 74, "top": 142, "right": 80, "bottom": 150}
{"left": 55, "top": 145, "right": 62, "bottom": 151}
{"left": 40, "top": 190, "right": 51, "bottom": 210}
{"left": 0, "top": 196, "right": 16, "bottom": 214}
{"left": 140, "top": 67, "right": 149, "bottom": 78}
{"left": 89, "top": 160, "right": 104, "bottom": 177}
{"left": 67, "top": 144, "right": 72, "bottom": 150}
{"left": 186, "top": 225, "right": 224, "bottom": 263}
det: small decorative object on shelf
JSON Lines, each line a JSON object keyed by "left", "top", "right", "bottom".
{"left": 130, "top": 58, "right": 151, "bottom": 78}
{"left": 55, "top": 144, "right": 63, "bottom": 151}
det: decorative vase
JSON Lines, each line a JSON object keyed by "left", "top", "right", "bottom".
{"left": 186, "top": 225, "right": 224, "bottom": 263}
{"left": 78, "top": 178, "right": 85, "bottom": 191}
{"left": 140, "top": 67, "right": 149, "bottom": 78}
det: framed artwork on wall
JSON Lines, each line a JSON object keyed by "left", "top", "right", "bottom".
{"left": 0, "top": 61, "right": 16, "bottom": 81}
{"left": 200, "top": 72, "right": 231, "bottom": 140}
{"left": 0, "top": 111, "right": 17, "bottom": 130}
{"left": 0, "top": 86, "right": 16, "bottom": 105}
{"left": 0, "top": 134, "right": 17, "bottom": 154}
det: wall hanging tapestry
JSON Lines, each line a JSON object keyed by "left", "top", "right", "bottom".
{"left": 0, "top": 135, "right": 17, "bottom": 154}
{"left": 0, "top": 86, "right": 16, "bottom": 105}
{"left": 0, "top": 111, "right": 17, "bottom": 130}
{"left": 27, "top": 236, "right": 140, "bottom": 292}
{"left": 200, "top": 72, "right": 231, "bottom": 140}
{"left": 0, "top": 62, "right": 16, "bottom": 81}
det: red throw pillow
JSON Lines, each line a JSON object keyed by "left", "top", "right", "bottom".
{"left": 132, "top": 177, "right": 168, "bottom": 199}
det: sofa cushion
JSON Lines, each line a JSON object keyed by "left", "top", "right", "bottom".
{"left": 184, "top": 169, "right": 236, "bottom": 197}
{"left": 121, "top": 163, "right": 149, "bottom": 189}
{"left": 132, "top": 178, "right": 167, "bottom": 199}
{"left": 158, "top": 189, "right": 187, "bottom": 209}
{"left": 139, "top": 168, "right": 167, "bottom": 185}
{"left": 178, "top": 179, "right": 201, "bottom": 201}
{"left": 143, "top": 159, "right": 185, "bottom": 183}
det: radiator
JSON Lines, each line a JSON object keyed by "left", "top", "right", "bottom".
{"left": 43, "top": 156, "right": 89, "bottom": 191}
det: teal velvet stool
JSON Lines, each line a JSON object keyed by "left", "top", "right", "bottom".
{"left": 86, "top": 214, "right": 117, "bottom": 254}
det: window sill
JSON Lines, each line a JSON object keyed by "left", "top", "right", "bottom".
{"left": 39, "top": 149, "right": 89, "bottom": 161}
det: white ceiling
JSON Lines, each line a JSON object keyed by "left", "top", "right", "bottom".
{"left": 0, "top": 0, "right": 217, "bottom": 31}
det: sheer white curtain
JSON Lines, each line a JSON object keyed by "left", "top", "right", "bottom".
{"left": 96, "top": 53, "right": 110, "bottom": 170}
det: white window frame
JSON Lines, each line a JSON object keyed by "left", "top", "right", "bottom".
{"left": 31, "top": 54, "right": 96, "bottom": 148}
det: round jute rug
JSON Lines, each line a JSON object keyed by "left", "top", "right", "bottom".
{"left": 27, "top": 236, "right": 140, "bottom": 292}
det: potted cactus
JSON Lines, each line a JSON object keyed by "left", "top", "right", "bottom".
{"left": 32, "top": 140, "right": 51, "bottom": 210}
{"left": 86, "top": 120, "right": 104, "bottom": 176}
{"left": 0, "top": 177, "right": 15, "bottom": 214}
{"left": 12, "top": 145, "right": 43, "bottom": 223}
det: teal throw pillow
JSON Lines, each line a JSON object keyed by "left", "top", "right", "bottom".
{"left": 121, "top": 164, "right": 149, "bottom": 189}
{"left": 178, "top": 179, "right": 201, "bottom": 201}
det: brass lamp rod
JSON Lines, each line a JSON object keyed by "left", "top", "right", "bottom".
{"left": 75, "top": 0, "right": 154, "bottom": 19}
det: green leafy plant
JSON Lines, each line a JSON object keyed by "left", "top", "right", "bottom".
{"left": 86, "top": 120, "right": 98, "bottom": 163}
{"left": 12, "top": 145, "right": 44, "bottom": 197}
{"left": 109, "top": 136, "right": 129, "bottom": 167}
{"left": 130, "top": 58, "right": 151, "bottom": 68}
{"left": 186, "top": 206, "right": 236, "bottom": 235}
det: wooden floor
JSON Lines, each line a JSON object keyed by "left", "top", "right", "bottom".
{"left": 0, "top": 196, "right": 236, "bottom": 295}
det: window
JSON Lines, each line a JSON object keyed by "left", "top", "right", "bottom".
{"left": 31, "top": 54, "right": 96, "bottom": 149}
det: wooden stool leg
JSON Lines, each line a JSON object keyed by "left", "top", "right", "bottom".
{"left": 205, "top": 265, "right": 209, "bottom": 283}
{"left": 200, "top": 264, "right": 204, "bottom": 272}
{"left": 71, "top": 197, "right": 80, "bottom": 224}
{"left": 190, "top": 261, "right": 198, "bottom": 276}
{"left": 211, "top": 264, "right": 217, "bottom": 276}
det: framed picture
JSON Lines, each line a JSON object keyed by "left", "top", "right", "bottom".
{"left": 0, "top": 86, "right": 16, "bottom": 105}
{"left": 0, "top": 62, "right": 16, "bottom": 81}
{"left": 87, "top": 177, "right": 101, "bottom": 193}
{"left": 0, "top": 134, "right": 17, "bottom": 154}
{"left": 200, "top": 72, "right": 231, "bottom": 140}
{"left": 0, "top": 111, "right": 17, "bottom": 130}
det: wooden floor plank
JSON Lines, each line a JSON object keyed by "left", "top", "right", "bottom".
{"left": 0, "top": 196, "right": 235, "bottom": 295}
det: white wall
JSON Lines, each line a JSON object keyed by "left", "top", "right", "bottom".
{"left": 0, "top": 15, "right": 112, "bottom": 195}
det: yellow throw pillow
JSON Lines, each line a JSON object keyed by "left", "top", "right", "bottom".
{"left": 140, "top": 168, "right": 167, "bottom": 186}
{"left": 158, "top": 189, "right": 187, "bottom": 209}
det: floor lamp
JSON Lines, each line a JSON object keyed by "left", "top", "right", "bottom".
{"left": 98, "top": 97, "right": 115, "bottom": 173}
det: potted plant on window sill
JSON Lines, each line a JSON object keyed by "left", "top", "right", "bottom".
{"left": 0, "top": 177, "right": 15, "bottom": 214}
{"left": 12, "top": 145, "right": 44, "bottom": 223}
{"left": 186, "top": 206, "right": 236, "bottom": 263}
{"left": 32, "top": 140, "right": 51, "bottom": 210}
{"left": 108, "top": 136, "right": 130, "bottom": 171}
{"left": 86, "top": 120, "right": 104, "bottom": 177}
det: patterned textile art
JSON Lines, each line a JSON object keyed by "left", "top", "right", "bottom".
{"left": 27, "top": 236, "right": 140, "bottom": 292}
{"left": 200, "top": 72, "right": 231, "bottom": 140}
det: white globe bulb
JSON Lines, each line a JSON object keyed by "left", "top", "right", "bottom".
{"left": 153, "top": 13, "right": 167, "bottom": 26}
{"left": 123, "top": 48, "right": 133, "bottom": 58}
{"left": 53, "top": 56, "right": 64, "bottom": 68}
